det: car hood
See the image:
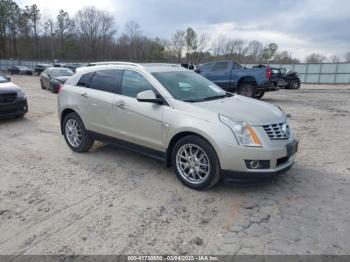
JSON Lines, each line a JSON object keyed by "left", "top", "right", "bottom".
{"left": 174, "top": 95, "right": 286, "bottom": 125}
{"left": 0, "top": 82, "right": 21, "bottom": 93}
{"left": 54, "top": 76, "right": 71, "bottom": 83}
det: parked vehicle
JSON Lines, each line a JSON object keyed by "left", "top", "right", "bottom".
{"left": 195, "top": 61, "right": 277, "bottom": 99}
{"left": 181, "top": 63, "right": 195, "bottom": 70}
{"left": 34, "top": 64, "right": 51, "bottom": 75}
{"left": 58, "top": 63, "right": 297, "bottom": 190}
{"left": 7, "top": 65, "right": 33, "bottom": 75}
{"left": 281, "top": 69, "right": 301, "bottom": 89}
{"left": 53, "top": 63, "right": 65, "bottom": 68}
{"left": 254, "top": 65, "right": 301, "bottom": 90}
{"left": 64, "top": 63, "right": 82, "bottom": 72}
{"left": 0, "top": 73, "right": 28, "bottom": 119}
{"left": 40, "top": 67, "right": 74, "bottom": 93}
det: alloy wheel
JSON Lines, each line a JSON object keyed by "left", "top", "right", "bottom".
{"left": 176, "top": 144, "right": 210, "bottom": 184}
{"left": 65, "top": 118, "right": 82, "bottom": 148}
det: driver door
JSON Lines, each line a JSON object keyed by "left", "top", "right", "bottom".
{"left": 112, "top": 70, "right": 164, "bottom": 151}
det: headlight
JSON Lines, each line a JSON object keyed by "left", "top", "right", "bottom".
{"left": 17, "top": 90, "right": 26, "bottom": 98}
{"left": 219, "top": 115, "right": 262, "bottom": 147}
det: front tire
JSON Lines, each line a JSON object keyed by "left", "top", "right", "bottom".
{"left": 171, "top": 135, "right": 221, "bottom": 190}
{"left": 63, "top": 112, "right": 94, "bottom": 153}
{"left": 237, "top": 83, "right": 255, "bottom": 98}
{"left": 255, "top": 90, "right": 265, "bottom": 99}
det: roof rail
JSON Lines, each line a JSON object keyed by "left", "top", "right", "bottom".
{"left": 87, "top": 61, "right": 144, "bottom": 68}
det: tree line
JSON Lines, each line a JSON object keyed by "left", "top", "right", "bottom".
{"left": 1, "top": 0, "right": 349, "bottom": 64}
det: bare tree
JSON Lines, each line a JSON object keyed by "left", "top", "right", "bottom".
{"left": 328, "top": 55, "right": 340, "bottom": 63}
{"left": 245, "top": 40, "right": 263, "bottom": 63}
{"left": 125, "top": 20, "right": 141, "bottom": 40}
{"left": 211, "top": 35, "right": 228, "bottom": 56}
{"left": 75, "top": 6, "right": 116, "bottom": 59}
{"left": 171, "top": 30, "right": 186, "bottom": 62}
{"left": 305, "top": 53, "right": 327, "bottom": 63}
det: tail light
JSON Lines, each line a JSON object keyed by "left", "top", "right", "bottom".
{"left": 57, "top": 83, "right": 64, "bottom": 93}
{"left": 266, "top": 65, "right": 272, "bottom": 80}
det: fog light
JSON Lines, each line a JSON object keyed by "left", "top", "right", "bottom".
{"left": 250, "top": 160, "right": 259, "bottom": 169}
{"left": 245, "top": 160, "right": 270, "bottom": 169}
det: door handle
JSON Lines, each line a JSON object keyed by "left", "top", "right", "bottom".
{"left": 80, "top": 92, "right": 88, "bottom": 98}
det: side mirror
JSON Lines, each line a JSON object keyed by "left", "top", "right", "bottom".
{"left": 137, "top": 90, "right": 163, "bottom": 104}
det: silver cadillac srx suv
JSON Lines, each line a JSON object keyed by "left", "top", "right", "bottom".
{"left": 58, "top": 62, "right": 298, "bottom": 190}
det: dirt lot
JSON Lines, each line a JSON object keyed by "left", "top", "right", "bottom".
{"left": 0, "top": 75, "right": 349, "bottom": 255}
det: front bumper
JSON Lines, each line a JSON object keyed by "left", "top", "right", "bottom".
{"left": 218, "top": 139, "right": 297, "bottom": 183}
{"left": 222, "top": 159, "right": 294, "bottom": 183}
{"left": 0, "top": 98, "right": 28, "bottom": 119}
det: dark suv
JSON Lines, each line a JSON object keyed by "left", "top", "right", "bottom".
{"left": 0, "top": 73, "right": 28, "bottom": 119}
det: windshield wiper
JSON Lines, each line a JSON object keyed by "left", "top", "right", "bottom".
{"left": 202, "top": 95, "right": 227, "bottom": 101}
{"left": 183, "top": 93, "right": 232, "bottom": 103}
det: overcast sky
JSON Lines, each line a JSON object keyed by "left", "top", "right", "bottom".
{"left": 16, "top": 0, "right": 350, "bottom": 61}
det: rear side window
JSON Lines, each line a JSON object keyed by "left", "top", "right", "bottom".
{"left": 121, "top": 70, "right": 154, "bottom": 98}
{"left": 77, "top": 72, "right": 94, "bottom": 87}
{"left": 89, "top": 70, "right": 123, "bottom": 93}
{"left": 212, "top": 62, "right": 229, "bottom": 71}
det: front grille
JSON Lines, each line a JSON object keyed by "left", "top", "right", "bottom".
{"left": 263, "top": 122, "right": 290, "bottom": 140}
{"left": 0, "top": 93, "right": 17, "bottom": 103}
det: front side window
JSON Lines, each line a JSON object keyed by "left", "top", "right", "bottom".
{"left": 152, "top": 71, "right": 227, "bottom": 102}
{"left": 121, "top": 70, "right": 154, "bottom": 98}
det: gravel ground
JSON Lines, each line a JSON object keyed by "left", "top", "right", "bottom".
{"left": 0, "top": 75, "right": 349, "bottom": 255}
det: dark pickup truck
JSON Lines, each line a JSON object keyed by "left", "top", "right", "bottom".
{"left": 195, "top": 61, "right": 278, "bottom": 99}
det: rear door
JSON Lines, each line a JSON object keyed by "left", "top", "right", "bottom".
{"left": 111, "top": 70, "right": 164, "bottom": 151}
{"left": 79, "top": 69, "right": 124, "bottom": 137}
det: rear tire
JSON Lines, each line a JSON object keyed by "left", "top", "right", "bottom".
{"left": 63, "top": 112, "right": 94, "bottom": 153}
{"left": 237, "top": 83, "right": 255, "bottom": 98}
{"left": 290, "top": 80, "right": 301, "bottom": 89}
{"left": 171, "top": 135, "right": 221, "bottom": 190}
{"left": 255, "top": 90, "right": 265, "bottom": 99}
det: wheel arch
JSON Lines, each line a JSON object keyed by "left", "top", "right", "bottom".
{"left": 60, "top": 108, "right": 77, "bottom": 134}
{"left": 237, "top": 76, "right": 257, "bottom": 87}
{"left": 166, "top": 131, "right": 221, "bottom": 168}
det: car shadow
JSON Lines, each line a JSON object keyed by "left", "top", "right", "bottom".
{"left": 89, "top": 142, "right": 299, "bottom": 192}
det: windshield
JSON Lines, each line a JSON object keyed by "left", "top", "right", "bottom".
{"left": 0, "top": 75, "right": 10, "bottom": 83}
{"left": 152, "top": 71, "right": 228, "bottom": 102}
{"left": 50, "top": 68, "right": 74, "bottom": 77}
